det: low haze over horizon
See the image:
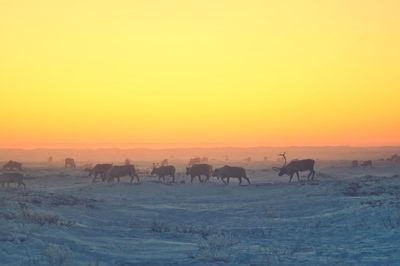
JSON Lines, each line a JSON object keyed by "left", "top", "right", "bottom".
{"left": 1, "top": 0, "right": 399, "bottom": 148}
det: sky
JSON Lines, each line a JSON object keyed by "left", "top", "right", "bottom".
{"left": 0, "top": 0, "right": 399, "bottom": 148}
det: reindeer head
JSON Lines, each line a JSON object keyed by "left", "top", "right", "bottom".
{"left": 186, "top": 167, "right": 191, "bottom": 175}
{"left": 151, "top": 163, "right": 159, "bottom": 175}
{"left": 272, "top": 152, "right": 287, "bottom": 176}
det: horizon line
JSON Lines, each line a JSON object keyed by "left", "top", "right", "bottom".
{"left": 0, "top": 145, "right": 400, "bottom": 151}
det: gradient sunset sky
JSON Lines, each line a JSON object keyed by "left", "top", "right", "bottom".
{"left": 0, "top": 0, "right": 399, "bottom": 148}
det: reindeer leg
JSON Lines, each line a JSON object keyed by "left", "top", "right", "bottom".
{"left": 308, "top": 170, "right": 314, "bottom": 180}
{"left": 245, "top": 177, "right": 251, "bottom": 185}
{"left": 239, "top": 177, "right": 242, "bottom": 185}
{"left": 296, "top": 172, "right": 300, "bottom": 182}
{"left": 289, "top": 174, "right": 293, "bottom": 183}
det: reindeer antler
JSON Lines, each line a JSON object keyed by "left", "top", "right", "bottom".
{"left": 278, "top": 152, "right": 287, "bottom": 167}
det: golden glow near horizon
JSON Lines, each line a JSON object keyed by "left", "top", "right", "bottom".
{"left": 0, "top": 0, "right": 399, "bottom": 148}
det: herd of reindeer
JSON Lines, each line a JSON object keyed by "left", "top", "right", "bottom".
{"left": 0, "top": 153, "right": 399, "bottom": 189}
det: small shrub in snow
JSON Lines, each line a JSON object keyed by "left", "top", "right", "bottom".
{"left": 43, "top": 244, "right": 73, "bottom": 266}
{"left": 86, "top": 259, "right": 103, "bottom": 266}
{"left": 197, "top": 233, "right": 238, "bottom": 262}
{"left": 344, "top": 182, "right": 362, "bottom": 196}
{"left": 150, "top": 221, "right": 170, "bottom": 233}
{"left": 257, "top": 245, "right": 287, "bottom": 265}
{"left": 380, "top": 206, "right": 400, "bottom": 229}
{"left": 176, "top": 225, "right": 213, "bottom": 238}
{"left": 20, "top": 209, "right": 60, "bottom": 225}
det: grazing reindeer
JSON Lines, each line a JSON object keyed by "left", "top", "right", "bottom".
{"left": 3, "top": 161, "right": 22, "bottom": 171}
{"left": 273, "top": 153, "right": 315, "bottom": 183}
{"left": 361, "top": 160, "right": 373, "bottom": 168}
{"left": 151, "top": 164, "right": 176, "bottom": 183}
{"left": 0, "top": 173, "right": 26, "bottom": 188}
{"left": 351, "top": 160, "right": 359, "bottom": 168}
{"left": 186, "top": 164, "right": 213, "bottom": 183}
{"left": 65, "top": 158, "right": 76, "bottom": 168}
{"left": 388, "top": 154, "right": 400, "bottom": 163}
{"left": 90, "top": 164, "right": 113, "bottom": 182}
{"left": 213, "top": 166, "right": 250, "bottom": 185}
{"left": 107, "top": 165, "right": 140, "bottom": 184}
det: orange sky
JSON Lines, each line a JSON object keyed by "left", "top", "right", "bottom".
{"left": 0, "top": 0, "right": 399, "bottom": 148}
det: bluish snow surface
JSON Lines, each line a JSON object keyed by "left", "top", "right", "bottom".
{"left": 0, "top": 163, "right": 400, "bottom": 265}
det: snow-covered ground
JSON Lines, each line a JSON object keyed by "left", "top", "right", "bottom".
{"left": 1, "top": 162, "right": 400, "bottom": 265}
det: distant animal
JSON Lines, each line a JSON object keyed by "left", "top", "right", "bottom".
{"left": 160, "top": 159, "right": 169, "bottom": 166}
{"left": 273, "top": 153, "right": 315, "bottom": 183}
{"left": 186, "top": 164, "right": 213, "bottom": 183}
{"left": 0, "top": 172, "right": 25, "bottom": 188}
{"left": 351, "top": 160, "right": 359, "bottom": 168}
{"left": 243, "top": 157, "right": 252, "bottom": 163}
{"left": 188, "top": 157, "right": 202, "bottom": 166}
{"left": 65, "top": 158, "right": 76, "bottom": 168}
{"left": 388, "top": 154, "right": 400, "bottom": 163}
{"left": 360, "top": 160, "right": 373, "bottom": 168}
{"left": 2, "top": 160, "right": 23, "bottom": 171}
{"left": 151, "top": 165, "right": 176, "bottom": 183}
{"left": 48, "top": 156, "right": 53, "bottom": 163}
{"left": 201, "top": 157, "right": 209, "bottom": 163}
{"left": 125, "top": 159, "right": 131, "bottom": 165}
{"left": 90, "top": 164, "right": 113, "bottom": 182}
{"left": 213, "top": 166, "right": 250, "bottom": 185}
{"left": 107, "top": 165, "right": 140, "bottom": 184}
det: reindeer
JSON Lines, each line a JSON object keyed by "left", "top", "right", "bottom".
{"left": 351, "top": 160, "right": 359, "bottom": 168}
{"left": 186, "top": 164, "right": 213, "bottom": 183}
{"left": 90, "top": 164, "right": 113, "bottom": 182}
{"left": 0, "top": 173, "right": 26, "bottom": 188}
{"left": 65, "top": 158, "right": 76, "bottom": 168}
{"left": 3, "top": 161, "right": 23, "bottom": 171}
{"left": 151, "top": 164, "right": 176, "bottom": 183}
{"left": 107, "top": 165, "right": 140, "bottom": 184}
{"left": 213, "top": 166, "right": 250, "bottom": 185}
{"left": 273, "top": 152, "right": 315, "bottom": 183}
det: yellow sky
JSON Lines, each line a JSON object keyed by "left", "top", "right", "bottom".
{"left": 0, "top": 0, "right": 399, "bottom": 148}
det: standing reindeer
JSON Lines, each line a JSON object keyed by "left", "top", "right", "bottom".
{"left": 65, "top": 158, "right": 76, "bottom": 168}
{"left": 273, "top": 152, "right": 315, "bottom": 183}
